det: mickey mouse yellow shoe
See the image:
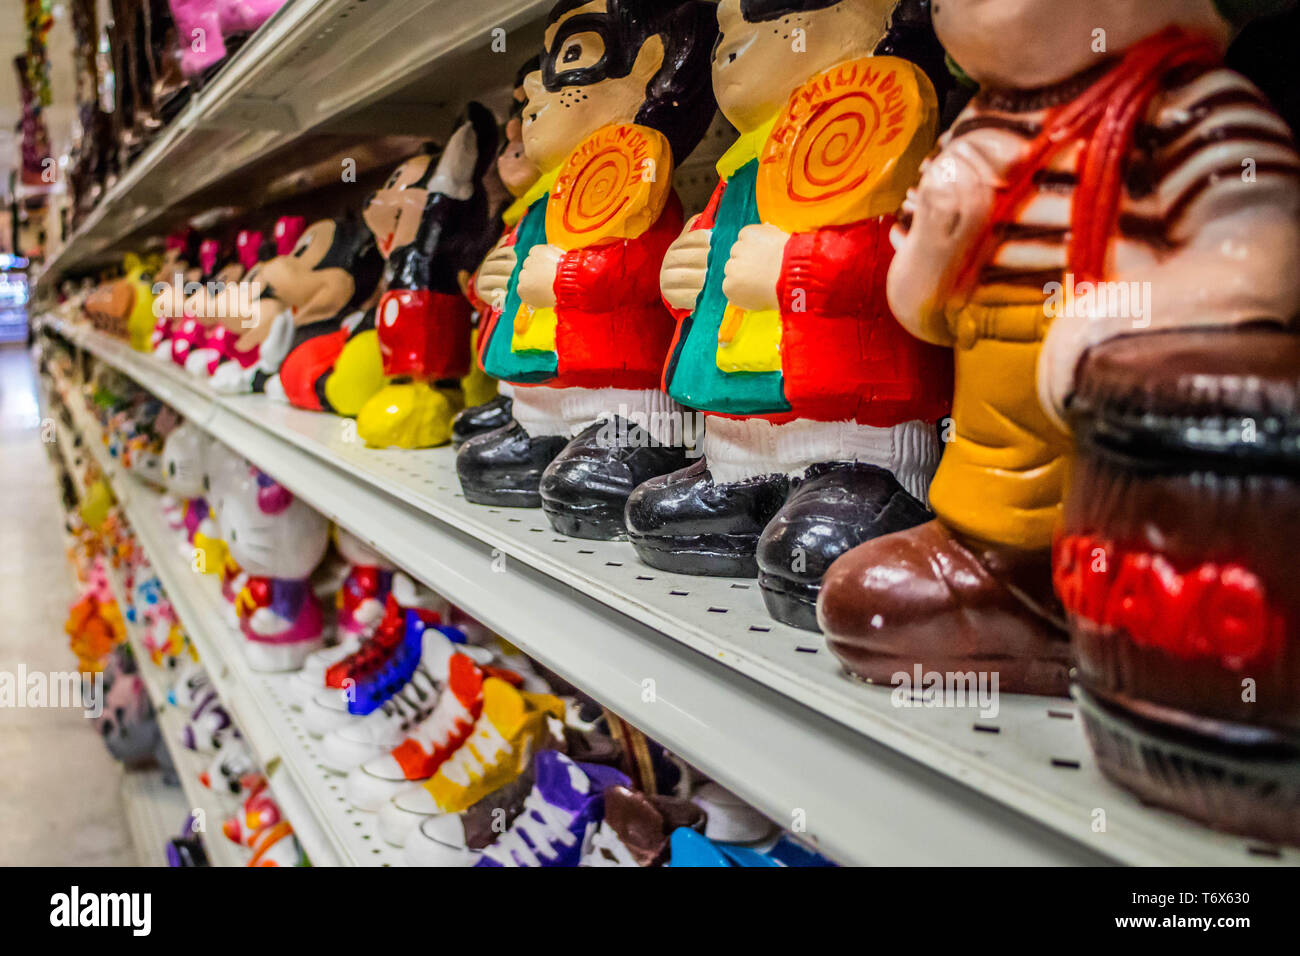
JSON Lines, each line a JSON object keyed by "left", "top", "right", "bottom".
{"left": 356, "top": 382, "right": 464, "bottom": 449}
{"left": 324, "top": 329, "right": 388, "bottom": 417}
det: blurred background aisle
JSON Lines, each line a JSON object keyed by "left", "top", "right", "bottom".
{"left": 0, "top": 341, "right": 134, "bottom": 865}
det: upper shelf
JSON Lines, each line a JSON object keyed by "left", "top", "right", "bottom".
{"left": 36, "top": 0, "right": 552, "bottom": 292}
{"left": 41, "top": 316, "right": 1300, "bottom": 868}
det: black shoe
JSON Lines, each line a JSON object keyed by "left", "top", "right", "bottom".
{"left": 757, "top": 462, "right": 932, "bottom": 631}
{"left": 452, "top": 395, "right": 514, "bottom": 447}
{"left": 539, "top": 418, "right": 691, "bottom": 541}
{"left": 456, "top": 420, "right": 569, "bottom": 508}
{"left": 625, "top": 458, "right": 790, "bottom": 577}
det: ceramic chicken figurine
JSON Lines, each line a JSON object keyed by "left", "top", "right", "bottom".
{"left": 452, "top": 56, "right": 545, "bottom": 447}
{"left": 621, "top": 0, "right": 954, "bottom": 630}
{"left": 210, "top": 217, "right": 381, "bottom": 397}
{"left": 226, "top": 468, "right": 332, "bottom": 672}
{"left": 458, "top": 0, "right": 718, "bottom": 540}
{"left": 818, "top": 0, "right": 1300, "bottom": 723}
{"left": 335, "top": 105, "right": 502, "bottom": 447}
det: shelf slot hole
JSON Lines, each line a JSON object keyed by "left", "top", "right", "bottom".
{"left": 1050, "top": 758, "right": 1081, "bottom": 770}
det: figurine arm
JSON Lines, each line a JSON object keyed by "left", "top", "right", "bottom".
{"left": 1038, "top": 72, "right": 1300, "bottom": 427}
{"left": 778, "top": 218, "right": 892, "bottom": 316}
{"left": 551, "top": 194, "right": 685, "bottom": 312}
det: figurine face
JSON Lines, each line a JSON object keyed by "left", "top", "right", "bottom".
{"left": 258, "top": 220, "right": 359, "bottom": 326}
{"left": 932, "top": 0, "right": 1230, "bottom": 88}
{"left": 224, "top": 472, "right": 330, "bottom": 580}
{"left": 713, "top": 0, "right": 894, "bottom": 132}
{"left": 499, "top": 80, "right": 541, "bottom": 197}
{"left": 162, "top": 423, "right": 210, "bottom": 500}
{"left": 364, "top": 155, "right": 434, "bottom": 259}
{"left": 334, "top": 526, "right": 395, "bottom": 569}
{"left": 522, "top": 0, "right": 667, "bottom": 171}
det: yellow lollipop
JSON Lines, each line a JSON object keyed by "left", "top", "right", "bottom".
{"left": 514, "top": 123, "right": 673, "bottom": 351}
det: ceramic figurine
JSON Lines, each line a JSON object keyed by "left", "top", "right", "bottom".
{"left": 457, "top": 0, "right": 718, "bottom": 538}
{"left": 453, "top": 56, "right": 545, "bottom": 447}
{"left": 181, "top": 227, "right": 260, "bottom": 375}
{"left": 160, "top": 422, "right": 218, "bottom": 560}
{"left": 286, "top": 527, "right": 396, "bottom": 707}
{"left": 203, "top": 216, "right": 305, "bottom": 384}
{"left": 151, "top": 229, "right": 200, "bottom": 359}
{"left": 168, "top": 237, "right": 226, "bottom": 367}
{"left": 168, "top": 0, "right": 286, "bottom": 77}
{"left": 334, "top": 105, "right": 501, "bottom": 447}
{"left": 210, "top": 217, "right": 381, "bottom": 397}
{"left": 226, "top": 468, "right": 332, "bottom": 672}
{"left": 818, "top": 0, "right": 1300, "bottom": 701}
{"left": 622, "top": 0, "right": 954, "bottom": 630}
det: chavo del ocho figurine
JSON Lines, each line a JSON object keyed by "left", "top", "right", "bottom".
{"left": 453, "top": 57, "right": 545, "bottom": 447}
{"left": 457, "top": 0, "right": 719, "bottom": 539}
{"left": 819, "top": 0, "right": 1300, "bottom": 750}
{"left": 623, "top": 0, "right": 956, "bottom": 631}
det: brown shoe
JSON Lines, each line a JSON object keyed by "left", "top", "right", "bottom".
{"left": 817, "top": 519, "right": 1072, "bottom": 695}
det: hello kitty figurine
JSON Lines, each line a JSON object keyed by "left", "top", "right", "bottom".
{"left": 161, "top": 422, "right": 209, "bottom": 531}
{"left": 226, "top": 469, "right": 331, "bottom": 672}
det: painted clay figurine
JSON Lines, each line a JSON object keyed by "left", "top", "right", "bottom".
{"left": 458, "top": 0, "right": 718, "bottom": 540}
{"left": 227, "top": 468, "right": 332, "bottom": 672}
{"left": 818, "top": 0, "right": 1300, "bottom": 704}
{"left": 211, "top": 216, "right": 381, "bottom": 397}
{"left": 315, "top": 105, "right": 500, "bottom": 445}
{"left": 201, "top": 216, "right": 305, "bottom": 382}
{"left": 453, "top": 56, "right": 545, "bottom": 447}
{"left": 625, "top": 0, "right": 955, "bottom": 631}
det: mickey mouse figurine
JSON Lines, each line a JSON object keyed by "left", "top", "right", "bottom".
{"left": 348, "top": 105, "right": 502, "bottom": 447}
{"left": 626, "top": 0, "right": 955, "bottom": 630}
{"left": 457, "top": 0, "right": 718, "bottom": 539}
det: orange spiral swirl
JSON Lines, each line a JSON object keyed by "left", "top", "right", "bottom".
{"left": 547, "top": 124, "right": 673, "bottom": 249}
{"left": 758, "top": 57, "right": 938, "bottom": 232}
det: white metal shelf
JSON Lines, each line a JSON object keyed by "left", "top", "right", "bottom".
{"left": 120, "top": 769, "right": 192, "bottom": 868}
{"left": 45, "top": 317, "right": 1300, "bottom": 867}
{"left": 36, "top": 0, "right": 551, "bottom": 294}
{"left": 60, "top": 383, "right": 398, "bottom": 866}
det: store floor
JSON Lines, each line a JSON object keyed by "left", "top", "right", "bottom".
{"left": 0, "top": 342, "right": 136, "bottom": 866}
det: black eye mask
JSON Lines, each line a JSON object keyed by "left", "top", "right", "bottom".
{"left": 738, "top": 0, "right": 841, "bottom": 21}
{"left": 541, "top": 11, "right": 626, "bottom": 90}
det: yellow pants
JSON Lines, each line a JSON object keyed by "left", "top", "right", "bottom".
{"left": 928, "top": 302, "right": 1073, "bottom": 551}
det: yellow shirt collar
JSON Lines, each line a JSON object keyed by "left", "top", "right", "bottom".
{"left": 716, "top": 116, "right": 778, "bottom": 181}
{"left": 502, "top": 166, "right": 561, "bottom": 227}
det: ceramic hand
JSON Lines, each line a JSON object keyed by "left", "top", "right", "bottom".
{"left": 352, "top": 597, "right": 384, "bottom": 629}
{"left": 660, "top": 215, "right": 711, "bottom": 311}
{"left": 475, "top": 240, "right": 519, "bottom": 313}
{"left": 722, "top": 223, "right": 790, "bottom": 312}
{"left": 887, "top": 143, "right": 998, "bottom": 345}
{"left": 517, "top": 244, "right": 564, "bottom": 309}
